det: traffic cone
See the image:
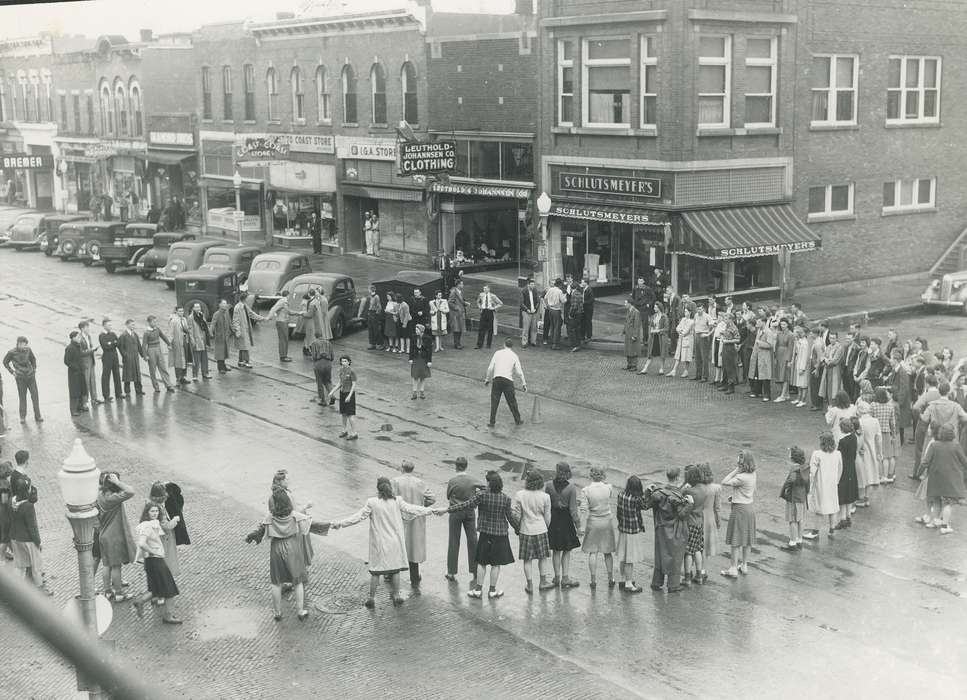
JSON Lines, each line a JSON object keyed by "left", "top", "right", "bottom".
{"left": 530, "top": 394, "right": 543, "bottom": 424}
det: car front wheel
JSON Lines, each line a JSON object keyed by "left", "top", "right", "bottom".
{"left": 331, "top": 314, "right": 345, "bottom": 339}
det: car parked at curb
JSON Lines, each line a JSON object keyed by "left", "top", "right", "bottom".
{"left": 38, "top": 214, "right": 90, "bottom": 256}
{"left": 175, "top": 269, "right": 241, "bottom": 320}
{"left": 199, "top": 245, "right": 262, "bottom": 284}
{"left": 101, "top": 222, "right": 158, "bottom": 273}
{"left": 136, "top": 231, "right": 195, "bottom": 280}
{"left": 921, "top": 272, "right": 967, "bottom": 315}
{"left": 246, "top": 251, "right": 312, "bottom": 304}
{"left": 3, "top": 212, "right": 48, "bottom": 249}
{"left": 280, "top": 272, "right": 363, "bottom": 339}
{"left": 158, "top": 238, "right": 225, "bottom": 289}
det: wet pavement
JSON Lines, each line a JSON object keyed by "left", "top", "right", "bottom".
{"left": 0, "top": 246, "right": 966, "bottom": 698}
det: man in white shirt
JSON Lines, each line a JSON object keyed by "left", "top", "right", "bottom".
{"left": 484, "top": 338, "right": 526, "bottom": 427}
{"left": 520, "top": 280, "right": 541, "bottom": 348}
{"left": 542, "top": 280, "right": 566, "bottom": 350}
{"left": 692, "top": 303, "right": 713, "bottom": 382}
{"left": 475, "top": 285, "right": 503, "bottom": 350}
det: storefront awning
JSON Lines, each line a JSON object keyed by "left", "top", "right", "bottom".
{"left": 549, "top": 202, "right": 668, "bottom": 228}
{"left": 680, "top": 204, "right": 821, "bottom": 260}
{"left": 341, "top": 184, "right": 423, "bottom": 202}
{"left": 147, "top": 149, "right": 195, "bottom": 166}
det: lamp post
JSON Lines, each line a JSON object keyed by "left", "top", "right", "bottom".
{"left": 57, "top": 438, "right": 104, "bottom": 700}
{"left": 536, "top": 191, "right": 552, "bottom": 289}
{"left": 232, "top": 168, "right": 243, "bottom": 244}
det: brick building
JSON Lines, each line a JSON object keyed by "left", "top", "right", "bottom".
{"left": 536, "top": 0, "right": 967, "bottom": 297}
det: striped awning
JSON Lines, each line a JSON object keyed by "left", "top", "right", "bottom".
{"left": 680, "top": 204, "right": 821, "bottom": 260}
{"left": 341, "top": 184, "right": 423, "bottom": 202}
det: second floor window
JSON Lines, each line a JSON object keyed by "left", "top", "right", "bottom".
{"left": 316, "top": 65, "right": 331, "bottom": 123}
{"left": 401, "top": 62, "right": 417, "bottom": 124}
{"left": 371, "top": 63, "right": 386, "bottom": 124}
{"left": 130, "top": 84, "right": 142, "bottom": 137}
{"left": 115, "top": 83, "right": 127, "bottom": 135}
{"left": 557, "top": 40, "right": 574, "bottom": 126}
{"left": 100, "top": 84, "right": 113, "bottom": 134}
{"left": 222, "top": 66, "right": 233, "bottom": 121}
{"left": 342, "top": 64, "right": 357, "bottom": 124}
{"left": 243, "top": 64, "right": 255, "bottom": 121}
{"left": 640, "top": 36, "right": 657, "bottom": 128}
{"left": 698, "top": 35, "right": 731, "bottom": 128}
{"left": 85, "top": 94, "right": 94, "bottom": 135}
{"left": 201, "top": 67, "right": 212, "bottom": 120}
{"left": 71, "top": 94, "right": 81, "bottom": 133}
{"left": 58, "top": 94, "right": 68, "bottom": 130}
{"left": 583, "top": 37, "right": 630, "bottom": 127}
{"left": 883, "top": 177, "right": 935, "bottom": 213}
{"left": 811, "top": 55, "right": 857, "bottom": 125}
{"left": 744, "top": 37, "right": 776, "bottom": 127}
{"left": 808, "top": 183, "right": 854, "bottom": 220}
{"left": 887, "top": 56, "right": 940, "bottom": 124}
{"left": 266, "top": 67, "right": 278, "bottom": 121}
{"left": 291, "top": 67, "right": 305, "bottom": 121}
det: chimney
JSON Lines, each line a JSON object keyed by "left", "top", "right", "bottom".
{"left": 140, "top": 29, "right": 153, "bottom": 42}
{"left": 515, "top": 0, "right": 534, "bottom": 15}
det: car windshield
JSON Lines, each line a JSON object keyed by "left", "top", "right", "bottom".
{"left": 16, "top": 216, "right": 37, "bottom": 227}
{"left": 206, "top": 253, "right": 231, "bottom": 264}
{"left": 253, "top": 260, "right": 281, "bottom": 271}
{"left": 168, "top": 249, "right": 191, "bottom": 262}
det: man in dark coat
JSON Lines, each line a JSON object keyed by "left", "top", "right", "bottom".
{"left": 580, "top": 277, "right": 595, "bottom": 344}
{"left": 117, "top": 319, "right": 145, "bottom": 396}
{"left": 98, "top": 318, "right": 123, "bottom": 401}
{"left": 63, "top": 331, "right": 88, "bottom": 416}
{"left": 644, "top": 467, "right": 693, "bottom": 592}
{"left": 566, "top": 283, "right": 584, "bottom": 353}
{"left": 210, "top": 299, "right": 233, "bottom": 374}
{"left": 164, "top": 482, "right": 191, "bottom": 546}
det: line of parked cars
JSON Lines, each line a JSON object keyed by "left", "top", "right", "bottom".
{"left": 2, "top": 211, "right": 368, "bottom": 337}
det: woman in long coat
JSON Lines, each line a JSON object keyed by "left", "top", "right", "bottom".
{"left": 117, "top": 324, "right": 144, "bottom": 392}
{"left": 820, "top": 332, "right": 846, "bottom": 402}
{"left": 448, "top": 281, "right": 468, "bottom": 350}
{"left": 773, "top": 318, "right": 794, "bottom": 401}
{"left": 312, "top": 289, "right": 332, "bottom": 341}
{"left": 748, "top": 320, "right": 775, "bottom": 399}
{"left": 232, "top": 292, "right": 266, "bottom": 368}
{"left": 789, "top": 325, "right": 811, "bottom": 406}
{"left": 855, "top": 401, "right": 882, "bottom": 506}
{"left": 804, "top": 432, "right": 842, "bottom": 540}
{"left": 96, "top": 472, "right": 137, "bottom": 601}
{"left": 428, "top": 290, "right": 450, "bottom": 352}
{"left": 167, "top": 309, "right": 189, "bottom": 384}
{"left": 622, "top": 299, "right": 642, "bottom": 371}
{"left": 891, "top": 353, "right": 913, "bottom": 444}
{"left": 211, "top": 300, "right": 232, "bottom": 373}
{"left": 921, "top": 424, "right": 967, "bottom": 533}
{"left": 390, "top": 462, "right": 435, "bottom": 585}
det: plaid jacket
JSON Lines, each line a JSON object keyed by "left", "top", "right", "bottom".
{"left": 868, "top": 401, "right": 897, "bottom": 435}
{"left": 615, "top": 491, "right": 646, "bottom": 534}
{"left": 449, "top": 490, "right": 518, "bottom": 535}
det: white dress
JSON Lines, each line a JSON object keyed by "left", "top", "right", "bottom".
{"left": 674, "top": 318, "right": 695, "bottom": 362}
{"left": 856, "top": 414, "right": 882, "bottom": 489}
{"left": 334, "top": 496, "right": 434, "bottom": 574}
{"left": 825, "top": 405, "right": 857, "bottom": 444}
{"left": 807, "top": 450, "right": 843, "bottom": 516}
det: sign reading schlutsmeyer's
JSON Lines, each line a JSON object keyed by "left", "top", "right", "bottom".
{"left": 559, "top": 172, "right": 661, "bottom": 198}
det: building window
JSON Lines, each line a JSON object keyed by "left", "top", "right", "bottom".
{"left": 452, "top": 139, "right": 533, "bottom": 181}
{"left": 883, "top": 177, "right": 935, "bottom": 213}
{"left": 43, "top": 76, "right": 53, "bottom": 122}
{"left": 58, "top": 94, "right": 68, "bottom": 131}
{"left": 744, "top": 37, "right": 776, "bottom": 127}
{"left": 370, "top": 63, "right": 386, "bottom": 124}
{"left": 114, "top": 82, "right": 127, "bottom": 135}
{"left": 222, "top": 66, "right": 233, "bottom": 121}
{"left": 243, "top": 64, "right": 255, "bottom": 121}
{"left": 640, "top": 36, "right": 658, "bottom": 128}
{"left": 698, "top": 35, "right": 731, "bottom": 128}
{"left": 129, "top": 83, "right": 142, "bottom": 137}
{"left": 315, "top": 65, "right": 330, "bottom": 123}
{"left": 401, "top": 62, "right": 417, "bottom": 124}
{"left": 100, "top": 83, "right": 113, "bottom": 134}
{"left": 556, "top": 40, "right": 574, "bottom": 126}
{"left": 0, "top": 81, "right": 5, "bottom": 122}
{"left": 291, "top": 67, "right": 305, "bottom": 121}
{"left": 85, "top": 94, "right": 95, "bottom": 135}
{"left": 887, "top": 56, "right": 940, "bottom": 124}
{"left": 71, "top": 95, "right": 80, "bottom": 133}
{"left": 33, "top": 81, "right": 42, "bottom": 122}
{"left": 266, "top": 67, "right": 278, "bottom": 121}
{"left": 342, "top": 64, "right": 357, "bottom": 124}
{"left": 201, "top": 67, "right": 212, "bottom": 120}
{"left": 808, "top": 184, "right": 853, "bottom": 220}
{"left": 582, "top": 37, "right": 631, "bottom": 127}
{"left": 810, "top": 55, "right": 857, "bottom": 126}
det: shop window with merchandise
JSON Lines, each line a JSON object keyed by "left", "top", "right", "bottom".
{"left": 269, "top": 192, "right": 335, "bottom": 242}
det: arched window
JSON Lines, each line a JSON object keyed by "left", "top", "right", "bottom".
{"left": 315, "top": 65, "right": 330, "bottom": 123}
{"left": 291, "top": 67, "right": 304, "bottom": 121}
{"left": 341, "top": 64, "right": 356, "bottom": 124}
{"left": 401, "top": 62, "right": 418, "bottom": 124}
{"left": 370, "top": 63, "right": 386, "bottom": 124}
{"left": 99, "top": 81, "right": 113, "bottom": 134}
{"left": 266, "top": 67, "right": 278, "bottom": 121}
{"left": 114, "top": 80, "right": 127, "bottom": 135}
{"left": 243, "top": 64, "right": 255, "bottom": 120}
{"left": 129, "top": 81, "right": 143, "bottom": 137}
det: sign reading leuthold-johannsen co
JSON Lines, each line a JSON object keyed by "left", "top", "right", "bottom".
{"left": 399, "top": 141, "right": 457, "bottom": 175}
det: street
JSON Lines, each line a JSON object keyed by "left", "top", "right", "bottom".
{"left": 1, "top": 219, "right": 966, "bottom": 699}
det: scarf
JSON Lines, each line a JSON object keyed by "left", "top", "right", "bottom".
{"left": 192, "top": 310, "right": 210, "bottom": 338}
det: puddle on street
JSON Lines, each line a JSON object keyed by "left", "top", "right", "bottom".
{"left": 194, "top": 607, "right": 260, "bottom": 641}
{"left": 474, "top": 452, "right": 539, "bottom": 478}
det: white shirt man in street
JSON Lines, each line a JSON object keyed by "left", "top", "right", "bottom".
{"left": 520, "top": 280, "right": 541, "bottom": 348}
{"left": 542, "top": 280, "right": 566, "bottom": 350}
{"left": 484, "top": 338, "right": 526, "bottom": 427}
{"left": 475, "top": 285, "right": 503, "bottom": 350}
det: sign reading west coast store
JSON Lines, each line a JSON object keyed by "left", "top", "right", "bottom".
{"left": 559, "top": 172, "right": 661, "bottom": 198}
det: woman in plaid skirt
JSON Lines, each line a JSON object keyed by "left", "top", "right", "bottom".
{"left": 615, "top": 476, "right": 647, "bottom": 593}
{"left": 511, "top": 470, "right": 553, "bottom": 594}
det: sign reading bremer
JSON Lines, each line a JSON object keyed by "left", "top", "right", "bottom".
{"left": 559, "top": 172, "right": 661, "bottom": 198}
{"left": 1, "top": 154, "right": 54, "bottom": 170}
{"left": 399, "top": 141, "right": 456, "bottom": 176}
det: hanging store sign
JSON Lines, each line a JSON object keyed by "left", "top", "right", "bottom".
{"left": 398, "top": 140, "right": 456, "bottom": 175}
{"left": 1, "top": 153, "right": 54, "bottom": 170}
{"left": 236, "top": 135, "right": 290, "bottom": 165}
{"left": 429, "top": 182, "right": 530, "bottom": 199}
{"left": 559, "top": 172, "right": 661, "bottom": 198}
{"left": 335, "top": 135, "right": 397, "bottom": 161}
{"left": 83, "top": 144, "right": 117, "bottom": 159}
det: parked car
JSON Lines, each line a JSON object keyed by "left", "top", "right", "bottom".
{"left": 100, "top": 222, "right": 158, "bottom": 273}
{"left": 246, "top": 251, "right": 312, "bottom": 304}
{"left": 175, "top": 269, "right": 241, "bottom": 320}
{"left": 372, "top": 270, "right": 447, "bottom": 303}
{"left": 38, "top": 214, "right": 90, "bottom": 256}
{"left": 55, "top": 221, "right": 100, "bottom": 261}
{"left": 136, "top": 231, "right": 195, "bottom": 280}
{"left": 921, "top": 273, "right": 967, "bottom": 315}
{"left": 3, "top": 213, "right": 48, "bottom": 249}
{"left": 158, "top": 239, "right": 225, "bottom": 289}
{"left": 280, "top": 272, "right": 363, "bottom": 339}
{"left": 199, "top": 245, "right": 262, "bottom": 283}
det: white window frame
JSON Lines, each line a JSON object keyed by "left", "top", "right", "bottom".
{"left": 316, "top": 65, "right": 331, "bottom": 124}
{"left": 640, "top": 36, "right": 657, "bottom": 128}
{"left": 807, "top": 183, "right": 854, "bottom": 221}
{"left": 887, "top": 56, "right": 941, "bottom": 125}
{"left": 744, "top": 36, "right": 777, "bottom": 128}
{"left": 582, "top": 36, "right": 632, "bottom": 129}
{"left": 810, "top": 54, "right": 858, "bottom": 126}
{"left": 698, "top": 35, "right": 732, "bottom": 129}
{"left": 557, "top": 39, "right": 574, "bottom": 127}
{"left": 883, "top": 177, "right": 936, "bottom": 213}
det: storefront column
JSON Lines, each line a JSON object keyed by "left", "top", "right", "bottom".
{"left": 670, "top": 253, "right": 679, "bottom": 291}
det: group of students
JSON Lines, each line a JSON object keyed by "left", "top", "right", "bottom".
{"left": 0, "top": 450, "right": 50, "bottom": 594}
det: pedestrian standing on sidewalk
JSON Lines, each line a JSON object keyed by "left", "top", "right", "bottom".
{"left": 188, "top": 303, "right": 212, "bottom": 379}
{"left": 512, "top": 470, "right": 554, "bottom": 594}
{"left": 410, "top": 288, "right": 430, "bottom": 335}
{"left": 639, "top": 302, "right": 669, "bottom": 376}
{"left": 475, "top": 285, "right": 502, "bottom": 350}
{"left": 485, "top": 339, "right": 526, "bottom": 427}
{"left": 826, "top": 391, "right": 856, "bottom": 445}
{"left": 78, "top": 320, "right": 102, "bottom": 406}
{"left": 331, "top": 477, "right": 443, "bottom": 609}
{"left": 371, "top": 215, "right": 381, "bottom": 256}
{"left": 919, "top": 424, "right": 967, "bottom": 534}
{"left": 397, "top": 293, "right": 412, "bottom": 355}
{"left": 0, "top": 460, "right": 12, "bottom": 560}
{"left": 363, "top": 285, "right": 385, "bottom": 350}
{"left": 97, "top": 472, "right": 137, "bottom": 602}
{"left": 64, "top": 331, "right": 89, "bottom": 415}
{"left": 543, "top": 279, "right": 566, "bottom": 350}
{"left": 300, "top": 290, "right": 317, "bottom": 356}
{"left": 148, "top": 482, "right": 182, "bottom": 581}
{"left": 383, "top": 293, "right": 400, "bottom": 353}
{"left": 669, "top": 308, "right": 695, "bottom": 378}
{"left": 167, "top": 306, "right": 191, "bottom": 386}
{"left": 328, "top": 355, "right": 358, "bottom": 440}
{"left": 545, "top": 462, "right": 581, "bottom": 589}
{"left": 312, "top": 287, "right": 332, "bottom": 344}
{"left": 3, "top": 336, "right": 42, "bottom": 424}
{"left": 644, "top": 467, "right": 693, "bottom": 592}
{"left": 855, "top": 401, "right": 882, "bottom": 507}
{"left": 309, "top": 210, "right": 322, "bottom": 254}
{"left": 615, "top": 475, "right": 647, "bottom": 593}
{"left": 803, "top": 432, "right": 842, "bottom": 541}
{"left": 131, "top": 502, "right": 182, "bottom": 624}
{"left": 692, "top": 304, "right": 713, "bottom": 382}
{"left": 98, "top": 318, "right": 123, "bottom": 400}
{"left": 210, "top": 300, "right": 232, "bottom": 375}
{"left": 779, "top": 447, "right": 810, "bottom": 550}
{"left": 871, "top": 387, "right": 899, "bottom": 483}
{"left": 748, "top": 319, "right": 776, "bottom": 401}
{"left": 520, "top": 280, "right": 541, "bottom": 349}
{"left": 789, "top": 325, "right": 811, "bottom": 407}
{"left": 448, "top": 280, "right": 468, "bottom": 350}
{"left": 835, "top": 418, "right": 859, "bottom": 529}
{"left": 429, "top": 290, "right": 450, "bottom": 352}
{"left": 117, "top": 320, "right": 145, "bottom": 396}
{"left": 267, "top": 291, "right": 292, "bottom": 362}
{"left": 820, "top": 331, "right": 846, "bottom": 405}
{"left": 578, "top": 467, "right": 616, "bottom": 589}
{"left": 363, "top": 212, "right": 374, "bottom": 255}
{"left": 408, "top": 324, "right": 432, "bottom": 400}
{"left": 890, "top": 350, "right": 913, "bottom": 446}
{"left": 309, "top": 334, "right": 334, "bottom": 406}
{"left": 773, "top": 317, "right": 794, "bottom": 402}
{"left": 622, "top": 299, "right": 642, "bottom": 372}
{"left": 720, "top": 450, "right": 758, "bottom": 579}
{"left": 9, "top": 479, "right": 51, "bottom": 595}
{"left": 445, "top": 457, "right": 484, "bottom": 585}
{"left": 683, "top": 464, "right": 714, "bottom": 584}
{"left": 391, "top": 460, "right": 435, "bottom": 587}
{"left": 232, "top": 292, "right": 266, "bottom": 369}
{"left": 566, "top": 282, "right": 584, "bottom": 353}
{"left": 581, "top": 275, "right": 595, "bottom": 343}
{"left": 142, "top": 316, "right": 175, "bottom": 393}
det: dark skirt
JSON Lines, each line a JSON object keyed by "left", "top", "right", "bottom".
{"left": 383, "top": 315, "right": 398, "bottom": 338}
{"left": 475, "top": 533, "right": 515, "bottom": 566}
{"left": 547, "top": 508, "right": 581, "bottom": 551}
{"left": 410, "top": 358, "right": 431, "bottom": 380}
{"left": 339, "top": 390, "right": 356, "bottom": 416}
{"left": 838, "top": 459, "right": 860, "bottom": 505}
{"left": 143, "top": 557, "right": 180, "bottom": 598}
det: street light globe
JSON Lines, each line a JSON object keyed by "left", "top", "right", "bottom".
{"left": 536, "top": 191, "right": 552, "bottom": 216}
{"left": 232, "top": 169, "right": 242, "bottom": 189}
{"left": 58, "top": 438, "right": 100, "bottom": 511}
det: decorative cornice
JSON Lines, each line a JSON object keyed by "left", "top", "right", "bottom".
{"left": 687, "top": 9, "right": 798, "bottom": 24}
{"left": 541, "top": 10, "right": 667, "bottom": 29}
{"left": 247, "top": 8, "right": 425, "bottom": 40}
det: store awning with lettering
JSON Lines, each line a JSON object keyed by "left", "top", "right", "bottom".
{"left": 680, "top": 204, "right": 821, "bottom": 260}
{"left": 147, "top": 149, "right": 195, "bottom": 166}
{"left": 549, "top": 202, "right": 668, "bottom": 228}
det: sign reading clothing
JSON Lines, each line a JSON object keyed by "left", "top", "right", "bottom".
{"left": 398, "top": 141, "right": 456, "bottom": 175}
{"left": 559, "top": 172, "right": 661, "bottom": 198}
{"left": 717, "top": 240, "right": 819, "bottom": 259}
{"left": 1, "top": 153, "right": 54, "bottom": 170}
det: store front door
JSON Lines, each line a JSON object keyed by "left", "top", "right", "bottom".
{"left": 631, "top": 228, "right": 667, "bottom": 290}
